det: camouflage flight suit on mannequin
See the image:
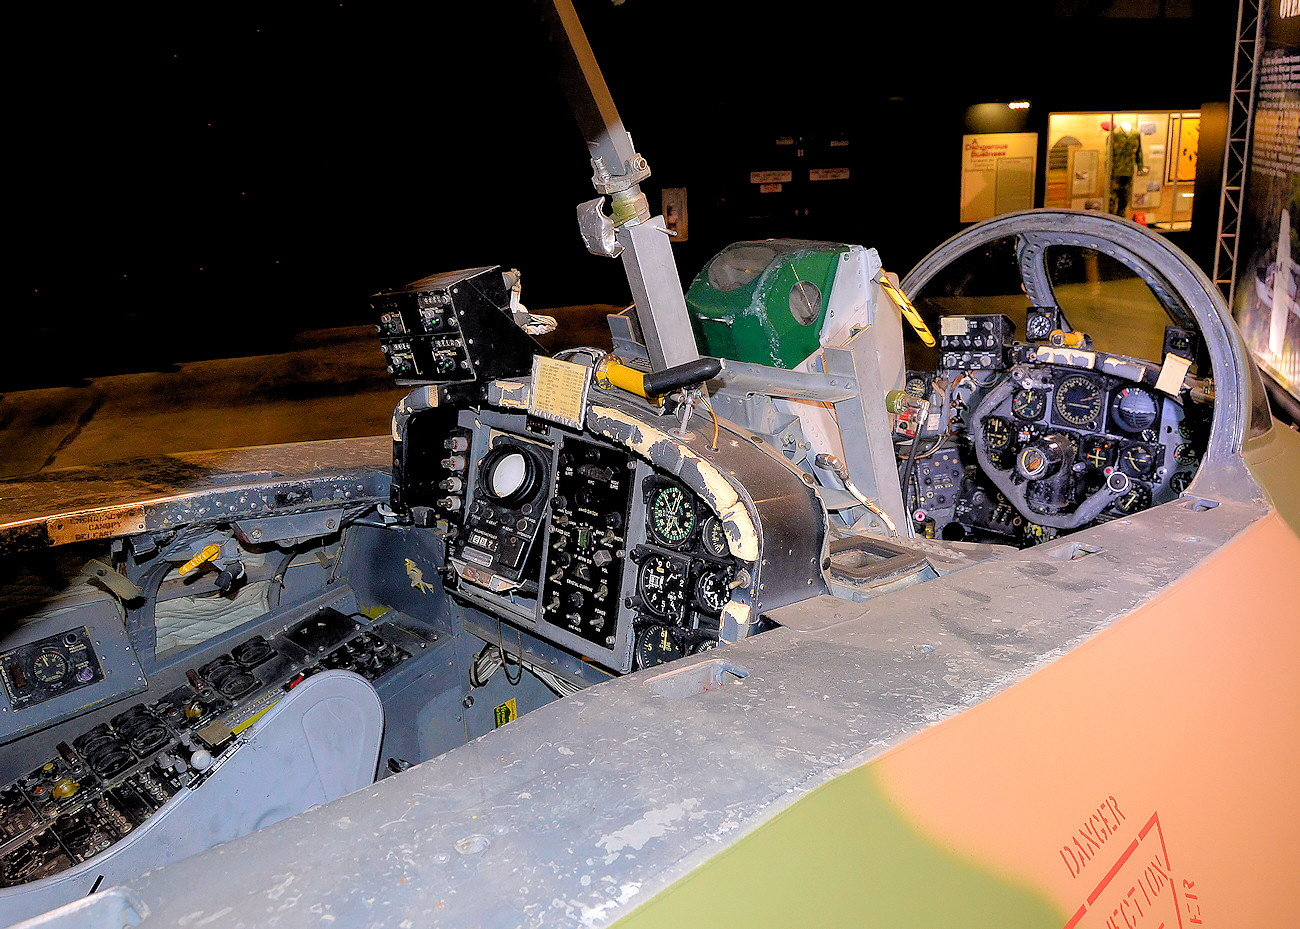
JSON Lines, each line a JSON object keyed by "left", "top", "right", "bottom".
{"left": 1109, "top": 126, "right": 1144, "bottom": 218}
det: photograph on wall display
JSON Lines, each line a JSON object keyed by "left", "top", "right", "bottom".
{"left": 1232, "top": 3, "right": 1299, "bottom": 399}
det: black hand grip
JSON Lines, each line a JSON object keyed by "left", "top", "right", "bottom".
{"left": 643, "top": 357, "right": 723, "bottom": 397}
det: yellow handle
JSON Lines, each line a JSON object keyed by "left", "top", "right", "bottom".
{"left": 178, "top": 544, "right": 222, "bottom": 576}
{"left": 877, "top": 272, "right": 936, "bottom": 347}
{"left": 594, "top": 354, "right": 662, "bottom": 405}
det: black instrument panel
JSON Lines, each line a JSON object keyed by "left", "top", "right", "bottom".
{"left": 630, "top": 476, "right": 741, "bottom": 669}
{"left": 442, "top": 414, "right": 745, "bottom": 673}
{"left": 1, "top": 629, "right": 104, "bottom": 712}
{"left": 971, "top": 364, "right": 1198, "bottom": 536}
{"left": 540, "top": 438, "right": 635, "bottom": 653}
{"left": 0, "top": 612, "right": 414, "bottom": 890}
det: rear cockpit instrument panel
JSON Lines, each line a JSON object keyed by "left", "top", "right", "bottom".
{"left": 439, "top": 413, "right": 748, "bottom": 673}
{"left": 630, "top": 477, "right": 742, "bottom": 668}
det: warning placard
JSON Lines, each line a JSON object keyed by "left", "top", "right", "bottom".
{"left": 47, "top": 506, "right": 147, "bottom": 545}
{"left": 1064, "top": 813, "right": 1180, "bottom": 929}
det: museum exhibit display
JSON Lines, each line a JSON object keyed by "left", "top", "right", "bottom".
{"left": 1, "top": 1, "right": 1298, "bottom": 927}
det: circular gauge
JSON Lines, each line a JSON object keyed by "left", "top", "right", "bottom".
{"left": 647, "top": 484, "right": 697, "bottom": 547}
{"left": 700, "top": 514, "right": 729, "bottom": 558}
{"left": 634, "top": 624, "right": 685, "bottom": 669}
{"left": 1169, "top": 471, "right": 1193, "bottom": 493}
{"left": 788, "top": 280, "right": 822, "bottom": 325}
{"left": 1011, "top": 387, "right": 1047, "bottom": 421}
{"left": 1053, "top": 375, "right": 1104, "bottom": 428}
{"left": 695, "top": 569, "right": 731, "bottom": 613}
{"left": 1112, "top": 386, "right": 1159, "bottom": 433}
{"left": 480, "top": 443, "right": 541, "bottom": 507}
{"left": 1113, "top": 482, "right": 1152, "bottom": 515}
{"left": 30, "top": 651, "right": 68, "bottom": 684}
{"left": 1174, "top": 443, "right": 1198, "bottom": 466}
{"left": 638, "top": 553, "right": 689, "bottom": 618}
{"left": 983, "top": 416, "right": 1013, "bottom": 452}
{"left": 690, "top": 638, "right": 722, "bottom": 655}
{"left": 1081, "top": 437, "right": 1114, "bottom": 471}
{"left": 1119, "top": 444, "right": 1156, "bottom": 478}
{"left": 1016, "top": 439, "right": 1067, "bottom": 482}
{"left": 904, "top": 373, "right": 930, "bottom": 398}
{"left": 1025, "top": 311, "right": 1055, "bottom": 342}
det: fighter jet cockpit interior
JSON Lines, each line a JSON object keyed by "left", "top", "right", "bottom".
{"left": 0, "top": 204, "right": 1240, "bottom": 922}
{"left": 0, "top": 3, "right": 1260, "bottom": 923}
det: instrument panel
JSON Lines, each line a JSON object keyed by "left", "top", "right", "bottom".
{"left": 979, "top": 366, "right": 1194, "bottom": 520}
{"left": 438, "top": 409, "right": 758, "bottom": 673}
{"left": 904, "top": 315, "right": 1208, "bottom": 544}
{"left": 0, "top": 612, "right": 414, "bottom": 891}
{"left": 630, "top": 477, "right": 741, "bottom": 667}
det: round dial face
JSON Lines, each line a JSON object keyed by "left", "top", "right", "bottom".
{"left": 1082, "top": 437, "right": 1114, "bottom": 471}
{"left": 1112, "top": 386, "right": 1159, "bottom": 433}
{"left": 480, "top": 444, "right": 540, "bottom": 506}
{"left": 1174, "top": 443, "right": 1199, "bottom": 466}
{"left": 31, "top": 651, "right": 68, "bottom": 684}
{"left": 1113, "top": 482, "right": 1152, "bottom": 515}
{"left": 690, "top": 638, "right": 722, "bottom": 655}
{"left": 1011, "top": 387, "right": 1047, "bottom": 421}
{"left": 489, "top": 452, "right": 528, "bottom": 497}
{"left": 647, "top": 485, "right": 697, "bottom": 547}
{"left": 635, "top": 624, "right": 684, "bottom": 669}
{"left": 700, "top": 515, "right": 729, "bottom": 557}
{"left": 983, "top": 416, "right": 1013, "bottom": 452}
{"left": 1169, "top": 470, "right": 1194, "bottom": 494}
{"left": 1119, "top": 443, "right": 1156, "bottom": 478}
{"left": 638, "top": 553, "right": 689, "bottom": 618}
{"left": 1053, "top": 375, "right": 1104, "bottom": 428}
{"left": 695, "top": 569, "right": 731, "bottom": 613}
{"left": 1025, "top": 311, "right": 1055, "bottom": 341}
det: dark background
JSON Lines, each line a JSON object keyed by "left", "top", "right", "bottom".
{"left": 9, "top": 1, "right": 1238, "bottom": 390}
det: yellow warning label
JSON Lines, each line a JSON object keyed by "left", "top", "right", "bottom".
{"left": 493, "top": 698, "right": 518, "bottom": 728}
{"left": 47, "top": 506, "right": 148, "bottom": 546}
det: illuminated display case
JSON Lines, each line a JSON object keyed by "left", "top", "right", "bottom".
{"left": 1044, "top": 110, "right": 1200, "bottom": 231}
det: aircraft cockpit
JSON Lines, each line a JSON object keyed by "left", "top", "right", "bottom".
{"left": 0, "top": 0, "right": 1271, "bottom": 922}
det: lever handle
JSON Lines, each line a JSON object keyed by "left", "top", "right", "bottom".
{"left": 643, "top": 357, "right": 723, "bottom": 397}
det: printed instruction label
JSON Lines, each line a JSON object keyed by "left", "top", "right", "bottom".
{"left": 493, "top": 698, "right": 517, "bottom": 728}
{"left": 530, "top": 355, "right": 590, "bottom": 430}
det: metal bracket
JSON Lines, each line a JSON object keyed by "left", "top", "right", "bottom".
{"left": 577, "top": 198, "right": 621, "bottom": 258}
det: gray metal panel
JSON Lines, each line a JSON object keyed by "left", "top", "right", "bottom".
{"left": 0, "top": 670, "right": 383, "bottom": 927}
{"left": 0, "top": 438, "right": 392, "bottom": 558}
{"left": 38, "top": 493, "right": 1262, "bottom": 929}
{"left": 617, "top": 219, "right": 701, "bottom": 372}
{"left": 0, "top": 594, "right": 146, "bottom": 747}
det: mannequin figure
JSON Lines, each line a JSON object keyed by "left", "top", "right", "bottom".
{"left": 1107, "top": 120, "right": 1144, "bottom": 217}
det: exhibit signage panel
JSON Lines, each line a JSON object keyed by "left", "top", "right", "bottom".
{"left": 960, "top": 132, "right": 1038, "bottom": 223}
{"left": 1232, "top": 0, "right": 1299, "bottom": 401}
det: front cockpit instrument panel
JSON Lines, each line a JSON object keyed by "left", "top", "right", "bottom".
{"left": 902, "top": 312, "right": 1207, "bottom": 545}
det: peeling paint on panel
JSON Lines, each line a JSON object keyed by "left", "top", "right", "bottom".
{"left": 588, "top": 406, "right": 760, "bottom": 561}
